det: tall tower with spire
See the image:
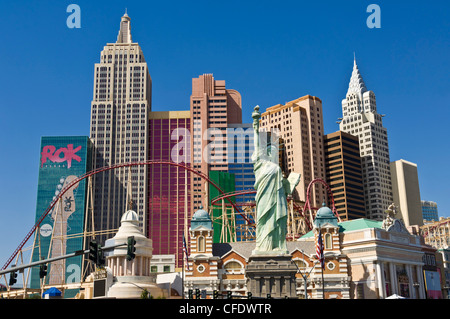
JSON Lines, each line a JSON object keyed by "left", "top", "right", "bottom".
{"left": 90, "top": 13, "right": 152, "bottom": 240}
{"left": 339, "top": 57, "right": 392, "bottom": 221}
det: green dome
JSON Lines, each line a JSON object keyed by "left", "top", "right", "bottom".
{"left": 191, "top": 206, "right": 212, "bottom": 230}
{"left": 314, "top": 203, "right": 338, "bottom": 228}
{"left": 192, "top": 208, "right": 209, "bottom": 220}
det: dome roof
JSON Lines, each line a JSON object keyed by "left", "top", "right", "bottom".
{"left": 192, "top": 207, "right": 209, "bottom": 220}
{"left": 121, "top": 210, "right": 138, "bottom": 223}
{"left": 314, "top": 203, "right": 338, "bottom": 228}
{"left": 316, "top": 203, "right": 334, "bottom": 218}
{"left": 191, "top": 206, "right": 212, "bottom": 230}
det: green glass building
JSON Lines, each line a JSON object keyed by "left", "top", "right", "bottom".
{"left": 208, "top": 171, "right": 236, "bottom": 243}
{"left": 30, "top": 136, "right": 92, "bottom": 297}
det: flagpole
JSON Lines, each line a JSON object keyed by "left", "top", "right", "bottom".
{"left": 316, "top": 228, "right": 325, "bottom": 299}
{"left": 322, "top": 261, "right": 325, "bottom": 299}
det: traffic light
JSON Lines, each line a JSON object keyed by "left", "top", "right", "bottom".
{"left": 9, "top": 271, "right": 17, "bottom": 286}
{"left": 88, "top": 240, "right": 98, "bottom": 262}
{"left": 213, "top": 290, "right": 219, "bottom": 299}
{"left": 247, "top": 291, "right": 252, "bottom": 299}
{"left": 227, "top": 291, "right": 232, "bottom": 299}
{"left": 127, "top": 236, "right": 136, "bottom": 261}
{"left": 188, "top": 289, "right": 193, "bottom": 299}
{"left": 39, "top": 264, "right": 48, "bottom": 278}
{"left": 97, "top": 247, "right": 105, "bottom": 267}
{"left": 267, "top": 293, "right": 271, "bottom": 299}
{"left": 195, "top": 289, "right": 200, "bottom": 299}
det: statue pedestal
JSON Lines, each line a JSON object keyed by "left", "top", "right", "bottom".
{"left": 246, "top": 254, "right": 298, "bottom": 299}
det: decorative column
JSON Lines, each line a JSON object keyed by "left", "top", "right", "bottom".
{"left": 416, "top": 266, "right": 425, "bottom": 299}
{"left": 389, "top": 263, "right": 398, "bottom": 295}
{"left": 375, "top": 261, "right": 386, "bottom": 299}
{"left": 406, "top": 264, "right": 414, "bottom": 299}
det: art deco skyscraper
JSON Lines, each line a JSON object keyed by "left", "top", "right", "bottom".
{"left": 90, "top": 13, "right": 152, "bottom": 238}
{"left": 339, "top": 57, "right": 392, "bottom": 220}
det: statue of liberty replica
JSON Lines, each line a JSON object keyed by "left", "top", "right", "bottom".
{"left": 251, "top": 105, "right": 300, "bottom": 255}
{"left": 246, "top": 105, "right": 301, "bottom": 298}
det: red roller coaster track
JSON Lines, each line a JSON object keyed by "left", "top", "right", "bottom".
{"left": 301, "top": 178, "right": 340, "bottom": 223}
{"left": 1, "top": 160, "right": 250, "bottom": 271}
{"left": 210, "top": 189, "right": 257, "bottom": 207}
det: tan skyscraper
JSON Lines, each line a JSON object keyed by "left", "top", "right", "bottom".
{"left": 190, "top": 74, "right": 242, "bottom": 211}
{"left": 90, "top": 13, "right": 152, "bottom": 238}
{"left": 390, "top": 159, "right": 423, "bottom": 227}
{"left": 259, "top": 95, "right": 327, "bottom": 208}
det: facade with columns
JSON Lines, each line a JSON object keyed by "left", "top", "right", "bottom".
{"left": 185, "top": 204, "right": 431, "bottom": 299}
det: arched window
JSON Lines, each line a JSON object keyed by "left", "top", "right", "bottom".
{"left": 325, "top": 233, "right": 332, "bottom": 250}
{"left": 294, "top": 259, "right": 308, "bottom": 271}
{"left": 224, "top": 261, "right": 242, "bottom": 274}
{"left": 197, "top": 236, "right": 205, "bottom": 252}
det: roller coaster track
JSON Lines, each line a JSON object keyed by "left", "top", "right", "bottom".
{"left": 1, "top": 160, "right": 249, "bottom": 271}
{"left": 301, "top": 178, "right": 341, "bottom": 225}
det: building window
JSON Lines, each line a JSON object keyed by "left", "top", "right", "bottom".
{"left": 198, "top": 236, "right": 205, "bottom": 252}
{"left": 197, "top": 265, "right": 205, "bottom": 273}
{"left": 224, "top": 261, "right": 243, "bottom": 274}
{"left": 325, "top": 233, "right": 332, "bottom": 250}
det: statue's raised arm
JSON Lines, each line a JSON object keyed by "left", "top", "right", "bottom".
{"left": 252, "top": 105, "right": 261, "bottom": 162}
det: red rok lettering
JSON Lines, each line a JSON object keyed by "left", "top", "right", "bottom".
{"left": 41, "top": 144, "right": 82, "bottom": 168}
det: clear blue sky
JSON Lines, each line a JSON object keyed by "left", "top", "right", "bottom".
{"left": 0, "top": 0, "right": 449, "bottom": 266}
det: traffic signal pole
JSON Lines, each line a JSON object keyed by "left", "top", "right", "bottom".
{"left": 0, "top": 241, "right": 130, "bottom": 277}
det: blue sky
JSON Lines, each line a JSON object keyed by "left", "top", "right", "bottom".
{"left": 0, "top": 0, "right": 449, "bottom": 266}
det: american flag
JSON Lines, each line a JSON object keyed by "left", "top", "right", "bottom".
{"left": 183, "top": 235, "right": 190, "bottom": 271}
{"left": 316, "top": 229, "right": 325, "bottom": 269}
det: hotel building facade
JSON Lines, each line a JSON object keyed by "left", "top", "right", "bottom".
{"left": 147, "top": 111, "right": 191, "bottom": 268}
{"left": 184, "top": 204, "right": 432, "bottom": 299}
{"left": 339, "top": 58, "right": 393, "bottom": 221}
{"left": 89, "top": 13, "right": 152, "bottom": 239}
{"left": 190, "top": 74, "right": 242, "bottom": 212}
{"left": 30, "top": 136, "right": 92, "bottom": 298}
{"left": 324, "top": 131, "right": 365, "bottom": 220}
{"left": 390, "top": 159, "right": 423, "bottom": 227}
{"left": 259, "top": 95, "right": 327, "bottom": 208}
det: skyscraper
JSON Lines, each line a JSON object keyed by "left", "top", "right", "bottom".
{"left": 339, "top": 57, "right": 393, "bottom": 220}
{"left": 89, "top": 13, "right": 152, "bottom": 239}
{"left": 390, "top": 159, "right": 423, "bottom": 227}
{"left": 30, "top": 136, "right": 92, "bottom": 298}
{"left": 259, "top": 95, "right": 327, "bottom": 208}
{"left": 422, "top": 201, "right": 439, "bottom": 222}
{"left": 324, "top": 131, "right": 365, "bottom": 220}
{"left": 227, "top": 123, "right": 255, "bottom": 205}
{"left": 147, "top": 110, "right": 191, "bottom": 268}
{"left": 190, "top": 74, "right": 242, "bottom": 211}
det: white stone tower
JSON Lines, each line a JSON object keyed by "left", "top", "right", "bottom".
{"left": 105, "top": 210, "right": 165, "bottom": 298}
{"left": 89, "top": 12, "right": 152, "bottom": 239}
{"left": 339, "top": 57, "right": 393, "bottom": 220}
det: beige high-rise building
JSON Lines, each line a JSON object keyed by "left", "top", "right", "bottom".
{"left": 390, "top": 159, "right": 423, "bottom": 227}
{"left": 339, "top": 57, "right": 393, "bottom": 221}
{"left": 90, "top": 13, "right": 152, "bottom": 238}
{"left": 259, "top": 95, "right": 327, "bottom": 208}
{"left": 190, "top": 74, "right": 242, "bottom": 211}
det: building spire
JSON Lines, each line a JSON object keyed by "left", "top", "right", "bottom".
{"left": 347, "top": 54, "right": 367, "bottom": 97}
{"left": 117, "top": 12, "right": 132, "bottom": 44}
